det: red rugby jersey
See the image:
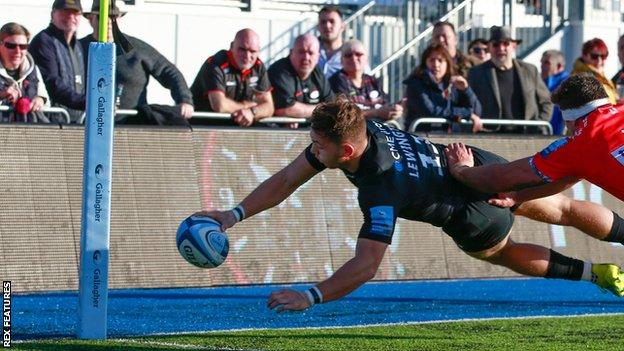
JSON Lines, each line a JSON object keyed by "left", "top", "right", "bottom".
{"left": 529, "top": 103, "right": 624, "bottom": 201}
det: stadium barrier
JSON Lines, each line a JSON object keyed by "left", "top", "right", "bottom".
{"left": 0, "top": 105, "right": 72, "bottom": 124}
{"left": 1, "top": 125, "right": 622, "bottom": 293}
{"left": 408, "top": 117, "right": 554, "bottom": 135}
{"left": 79, "top": 109, "right": 308, "bottom": 125}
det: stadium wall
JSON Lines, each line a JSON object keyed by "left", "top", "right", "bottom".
{"left": 1, "top": 125, "right": 623, "bottom": 293}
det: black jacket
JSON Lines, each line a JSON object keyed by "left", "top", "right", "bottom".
{"left": 79, "top": 34, "right": 193, "bottom": 109}
{"left": 30, "top": 24, "right": 86, "bottom": 121}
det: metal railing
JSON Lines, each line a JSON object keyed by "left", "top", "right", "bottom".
{"left": 409, "top": 117, "right": 553, "bottom": 135}
{"left": 115, "top": 109, "right": 307, "bottom": 124}
{"left": 0, "top": 105, "right": 72, "bottom": 124}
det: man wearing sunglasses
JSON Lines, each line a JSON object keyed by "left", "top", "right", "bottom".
{"left": 0, "top": 22, "right": 49, "bottom": 123}
{"left": 30, "top": 0, "right": 85, "bottom": 123}
{"left": 468, "top": 26, "right": 552, "bottom": 134}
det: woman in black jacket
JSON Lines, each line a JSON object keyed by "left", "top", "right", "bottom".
{"left": 403, "top": 44, "right": 483, "bottom": 133}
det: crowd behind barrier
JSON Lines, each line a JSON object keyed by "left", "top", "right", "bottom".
{"left": 2, "top": 2, "right": 624, "bottom": 135}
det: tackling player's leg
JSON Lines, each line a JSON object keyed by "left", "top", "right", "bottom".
{"left": 514, "top": 193, "right": 624, "bottom": 244}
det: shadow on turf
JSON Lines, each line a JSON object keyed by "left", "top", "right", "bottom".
{"left": 15, "top": 341, "right": 235, "bottom": 351}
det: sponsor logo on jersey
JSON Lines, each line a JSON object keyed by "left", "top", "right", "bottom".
{"left": 611, "top": 145, "right": 624, "bottom": 166}
{"left": 539, "top": 137, "right": 569, "bottom": 158}
{"left": 370, "top": 206, "right": 393, "bottom": 236}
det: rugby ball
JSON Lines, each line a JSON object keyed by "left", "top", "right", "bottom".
{"left": 176, "top": 215, "right": 229, "bottom": 268}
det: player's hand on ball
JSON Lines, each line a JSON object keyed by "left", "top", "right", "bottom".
{"left": 267, "top": 289, "right": 311, "bottom": 313}
{"left": 192, "top": 210, "right": 237, "bottom": 231}
{"left": 444, "top": 143, "right": 474, "bottom": 177}
{"left": 488, "top": 192, "right": 518, "bottom": 208}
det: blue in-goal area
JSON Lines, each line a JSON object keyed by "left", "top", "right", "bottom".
{"left": 12, "top": 278, "right": 624, "bottom": 340}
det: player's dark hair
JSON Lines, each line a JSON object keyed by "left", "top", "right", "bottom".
{"left": 311, "top": 97, "right": 365, "bottom": 143}
{"left": 551, "top": 73, "right": 608, "bottom": 110}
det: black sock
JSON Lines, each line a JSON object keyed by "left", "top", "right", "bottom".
{"left": 544, "top": 249, "right": 584, "bottom": 280}
{"left": 603, "top": 212, "right": 624, "bottom": 244}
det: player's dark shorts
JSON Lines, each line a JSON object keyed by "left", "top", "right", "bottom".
{"left": 441, "top": 147, "right": 515, "bottom": 253}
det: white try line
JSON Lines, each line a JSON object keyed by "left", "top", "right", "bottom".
{"left": 142, "top": 311, "right": 624, "bottom": 337}
{"left": 114, "top": 339, "right": 264, "bottom": 350}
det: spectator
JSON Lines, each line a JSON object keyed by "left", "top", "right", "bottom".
{"left": 403, "top": 44, "right": 483, "bottom": 133}
{"left": 191, "top": 28, "right": 273, "bottom": 127}
{"left": 268, "top": 34, "right": 334, "bottom": 122}
{"left": 318, "top": 5, "right": 345, "bottom": 79}
{"left": 30, "top": 0, "right": 85, "bottom": 123}
{"left": 80, "top": 2, "right": 194, "bottom": 121}
{"left": 540, "top": 49, "right": 569, "bottom": 135}
{"left": 0, "top": 22, "right": 49, "bottom": 123}
{"left": 329, "top": 39, "right": 402, "bottom": 125}
{"left": 571, "top": 38, "right": 618, "bottom": 104}
{"left": 466, "top": 38, "right": 490, "bottom": 66}
{"left": 431, "top": 21, "right": 472, "bottom": 77}
{"left": 468, "top": 26, "right": 553, "bottom": 134}
{"left": 611, "top": 34, "right": 624, "bottom": 98}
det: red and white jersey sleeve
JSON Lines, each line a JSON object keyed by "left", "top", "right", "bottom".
{"left": 529, "top": 104, "right": 624, "bottom": 201}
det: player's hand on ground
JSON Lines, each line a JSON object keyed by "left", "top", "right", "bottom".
{"left": 267, "top": 289, "right": 311, "bottom": 313}
{"left": 191, "top": 210, "right": 237, "bottom": 231}
{"left": 444, "top": 143, "right": 474, "bottom": 178}
{"left": 488, "top": 192, "right": 518, "bottom": 208}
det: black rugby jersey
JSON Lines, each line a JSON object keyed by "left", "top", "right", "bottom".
{"left": 190, "top": 50, "right": 271, "bottom": 111}
{"left": 305, "top": 120, "right": 477, "bottom": 244}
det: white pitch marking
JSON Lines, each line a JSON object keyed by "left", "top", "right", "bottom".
{"left": 141, "top": 312, "right": 624, "bottom": 338}
{"left": 116, "top": 339, "right": 260, "bottom": 350}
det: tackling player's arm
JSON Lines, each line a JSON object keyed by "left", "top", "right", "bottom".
{"left": 489, "top": 176, "right": 579, "bottom": 207}
{"left": 267, "top": 238, "right": 387, "bottom": 312}
{"left": 195, "top": 150, "right": 319, "bottom": 229}
{"left": 445, "top": 143, "right": 546, "bottom": 193}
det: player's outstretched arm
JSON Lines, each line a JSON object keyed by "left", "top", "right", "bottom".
{"left": 267, "top": 238, "right": 387, "bottom": 312}
{"left": 445, "top": 143, "right": 545, "bottom": 193}
{"left": 195, "top": 150, "right": 320, "bottom": 230}
{"left": 489, "top": 176, "right": 579, "bottom": 208}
